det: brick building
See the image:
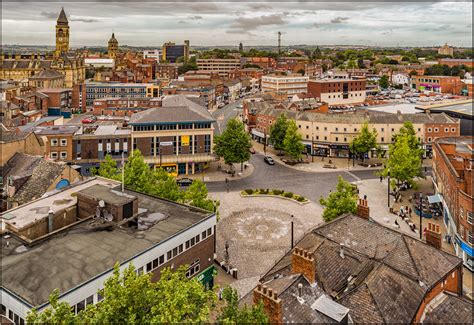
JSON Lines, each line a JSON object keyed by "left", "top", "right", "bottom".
{"left": 411, "top": 75, "right": 463, "bottom": 94}
{"left": 155, "top": 63, "right": 179, "bottom": 80}
{"left": 438, "top": 58, "right": 473, "bottom": 68}
{"left": 91, "top": 97, "right": 162, "bottom": 116}
{"left": 240, "top": 212, "right": 468, "bottom": 324}
{"left": 0, "top": 177, "right": 217, "bottom": 323}
{"left": 34, "top": 125, "right": 80, "bottom": 161}
{"left": 129, "top": 95, "right": 215, "bottom": 175}
{"left": 307, "top": 78, "right": 367, "bottom": 106}
{"left": 432, "top": 137, "right": 473, "bottom": 271}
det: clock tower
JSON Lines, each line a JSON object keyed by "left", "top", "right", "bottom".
{"left": 55, "top": 7, "right": 70, "bottom": 57}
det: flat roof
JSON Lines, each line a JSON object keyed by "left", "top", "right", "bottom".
{"left": 415, "top": 100, "right": 473, "bottom": 118}
{"left": 1, "top": 178, "right": 213, "bottom": 307}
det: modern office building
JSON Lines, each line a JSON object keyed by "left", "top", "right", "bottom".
{"left": 196, "top": 58, "right": 241, "bottom": 77}
{"left": 0, "top": 177, "right": 217, "bottom": 323}
{"left": 261, "top": 74, "right": 309, "bottom": 96}
{"left": 307, "top": 78, "right": 366, "bottom": 106}
{"left": 84, "top": 82, "right": 160, "bottom": 106}
{"left": 162, "top": 41, "right": 189, "bottom": 63}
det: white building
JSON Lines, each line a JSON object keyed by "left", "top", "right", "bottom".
{"left": 392, "top": 73, "right": 410, "bottom": 86}
{"left": 261, "top": 74, "right": 309, "bottom": 96}
{"left": 143, "top": 50, "right": 162, "bottom": 62}
{"left": 84, "top": 58, "right": 115, "bottom": 68}
{"left": 196, "top": 58, "right": 241, "bottom": 77}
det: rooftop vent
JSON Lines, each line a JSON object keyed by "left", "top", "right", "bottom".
{"left": 311, "top": 295, "right": 350, "bottom": 324}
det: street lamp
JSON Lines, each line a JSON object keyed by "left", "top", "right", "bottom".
{"left": 387, "top": 169, "right": 391, "bottom": 208}
{"left": 290, "top": 214, "right": 294, "bottom": 249}
{"left": 419, "top": 193, "right": 423, "bottom": 240}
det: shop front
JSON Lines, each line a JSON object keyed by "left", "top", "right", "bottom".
{"left": 251, "top": 128, "right": 267, "bottom": 144}
{"left": 455, "top": 235, "right": 474, "bottom": 272}
{"left": 312, "top": 143, "right": 330, "bottom": 157}
{"left": 330, "top": 144, "right": 350, "bottom": 158}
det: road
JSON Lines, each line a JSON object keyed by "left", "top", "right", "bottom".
{"left": 211, "top": 100, "right": 243, "bottom": 135}
{"left": 206, "top": 153, "right": 385, "bottom": 201}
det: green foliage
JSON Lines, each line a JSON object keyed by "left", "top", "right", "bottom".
{"left": 272, "top": 189, "right": 283, "bottom": 195}
{"left": 296, "top": 196, "right": 306, "bottom": 202}
{"left": 28, "top": 264, "right": 216, "bottom": 324}
{"left": 244, "top": 189, "right": 254, "bottom": 195}
{"left": 152, "top": 168, "right": 183, "bottom": 202}
{"left": 214, "top": 119, "right": 252, "bottom": 167}
{"left": 94, "top": 154, "right": 120, "bottom": 180}
{"left": 297, "top": 68, "right": 305, "bottom": 75}
{"left": 283, "top": 120, "right": 304, "bottom": 160}
{"left": 124, "top": 150, "right": 155, "bottom": 193}
{"left": 284, "top": 192, "right": 293, "bottom": 198}
{"left": 199, "top": 49, "right": 237, "bottom": 59}
{"left": 424, "top": 64, "right": 468, "bottom": 78}
{"left": 183, "top": 179, "right": 219, "bottom": 212}
{"left": 240, "top": 49, "right": 278, "bottom": 59}
{"left": 380, "top": 129, "right": 423, "bottom": 189}
{"left": 378, "top": 75, "right": 390, "bottom": 89}
{"left": 217, "top": 286, "right": 269, "bottom": 324}
{"left": 319, "top": 176, "right": 358, "bottom": 222}
{"left": 349, "top": 122, "right": 378, "bottom": 161}
{"left": 269, "top": 113, "right": 289, "bottom": 153}
{"left": 27, "top": 289, "right": 76, "bottom": 324}
{"left": 243, "top": 63, "right": 262, "bottom": 69}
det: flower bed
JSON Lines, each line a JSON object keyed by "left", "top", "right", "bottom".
{"left": 240, "top": 189, "right": 309, "bottom": 204}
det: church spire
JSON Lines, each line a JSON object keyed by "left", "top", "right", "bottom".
{"left": 57, "top": 7, "right": 68, "bottom": 24}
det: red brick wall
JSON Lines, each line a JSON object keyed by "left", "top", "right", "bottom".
{"left": 424, "top": 122, "right": 460, "bottom": 143}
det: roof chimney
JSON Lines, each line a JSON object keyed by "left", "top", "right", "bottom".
{"left": 425, "top": 222, "right": 442, "bottom": 250}
{"left": 356, "top": 198, "right": 370, "bottom": 219}
{"left": 339, "top": 243, "right": 345, "bottom": 259}
{"left": 298, "top": 283, "right": 303, "bottom": 297}
{"left": 291, "top": 247, "right": 316, "bottom": 284}
{"left": 48, "top": 209, "right": 54, "bottom": 233}
{"left": 253, "top": 283, "right": 283, "bottom": 324}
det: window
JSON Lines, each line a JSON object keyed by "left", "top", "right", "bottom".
{"left": 434, "top": 128, "right": 439, "bottom": 132}
{"left": 428, "top": 128, "right": 432, "bottom": 132}
{"left": 51, "top": 138, "right": 59, "bottom": 146}
{"left": 207, "top": 228, "right": 212, "bottom": 236}
{"left": 428, "top": 137, "right": 432, "bottom": 143}
{"left": 191, "top": 237, "right": 195, "bottom": 246}
{"left": 51, "top": 152, "right": 58, "bottom": 159}
{"left": 381, "top": 128, "right": 384, "bottom": 132}
{"left": 76, "top": 300, "right": 85, "bottom": 313}
{"left": 173, "top": 247, "right": 178, "bottom": 257}
{"left": 195, "top": 234, "right": 200, "bottom": 244}
{"left": 185, "top": 240, "right": 190, "bottom": 249}
{"left": 335, "top": 127, "right": 338, "bottom": 131}
{"left": 202, "top": 230, "right": 207, "bottom": 239}
{"left": 153, "top": 258, "right": 158, "bottom": 269}
{"left": 459, "top": 207, "right": 464, "bottom": 219}
{"left": 451, "top": 128, "right": 456, "bottom": 132}
{"left": 467, "top": 211, "right": 473, "bottom": 225}
{"left": 167, "top": 251, "right": 172, "bottom": 260}
{"left": 178, "top": 244, "right": 183, "bottom": 254}
{"left": 391, "top": 128, "right": 394, "bottom": 132}
{"left": 186, "top": 259, "right": 201, "bottom": 278}
{"left": 60, "top": 151, "right": 67, "bottom": 159}
{"left": 335, "top": 137, "right": 339, "bottom": 142}
{"left": 324, "top": 136, "right": 327, "bottom": 141}
{"left": 146, "top": 262, "right": 153, "bottom": 272}
{"left": 468, "top": 231, "right": 473, "bottom": 245}
{"left": 381, "top": 137, "right": 384, "bottom": 142}
{"left": 0, "top": 304, "right": 5, "bottom": 316}
{"left": 159, "top": 255, "right": 164, "bottom": 265}
{"left": 86, "top": 295, "right": 93, "bottom": 307}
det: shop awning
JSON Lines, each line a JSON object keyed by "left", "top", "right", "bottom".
{"left": 427, "top": 194, "right": 442, "bottom": 204}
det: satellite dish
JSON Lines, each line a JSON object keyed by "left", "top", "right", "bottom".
{"left": 99, "top": 200, "right": 105, "bottom": 208}
{"left": 103, "top": 212, "right": 113, "bottom": 222}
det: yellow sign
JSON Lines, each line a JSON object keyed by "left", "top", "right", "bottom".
{"left": 181, "top": 135, "right": 190, "bottom": 146}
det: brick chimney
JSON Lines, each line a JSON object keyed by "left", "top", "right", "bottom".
{"left": 253, "top": 283, "right": 283, "bottom": 324}
{"left": 425, "top": 223, "right": 442, "bottom": 249}
{"left": 291, "top": 247, "right": 316, "bottom": 284}
{"left": 356, "top": 198, "right": 370, "bottom": 220}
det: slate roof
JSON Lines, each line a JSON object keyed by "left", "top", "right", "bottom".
{"left": 130, "top": 95, "right": 214, "bottom": 124}
{"left": 29, "top": 69, "right": 64, "bottom": 80}
{"left": 57, "top": 7, "right": 68, "bottom": 24}
{"left": 421, "top": 292, "right": 473, "bottom": 324}
{"left": 261, "top": 214, "right": 464, "bottom": 324}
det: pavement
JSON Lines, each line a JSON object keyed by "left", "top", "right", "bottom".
{"left": 186, "top": 159, "right": 255, "bottom": 183}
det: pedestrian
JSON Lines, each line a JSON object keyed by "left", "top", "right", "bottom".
{"left": 364, "top": 194, "right": 367, "bottom": 200}
{"left": 380, "top": 175, "right": 383, "bottom": 182}
{"left": 408, "top": 207, "right": 412, "bottom": 216}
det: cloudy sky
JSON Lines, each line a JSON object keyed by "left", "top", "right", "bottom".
{"left": 2, "top": 1, "right": 472, "bottom": 47}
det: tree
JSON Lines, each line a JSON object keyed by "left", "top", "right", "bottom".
{"left": 217, "top": 286, "right": 269, "bottom": 324}
{"left": 152, "top": 168, "right": 183, "bottom": 202}
{"left": 93, "top": 153, "right": 120, "bottom": 180}
{"left": 28, "top": 264, "right": 216, "bottom": 324}
{"left": 124, "top": 149, "right": 155, "bottom": 193}
{"left": 319, "top": 176, "right": 358, "bottom": 222}
{"left": 394, "top": 121, "right": 423, "bottom": 153}
{"left": 283, "top": 120, "right": 304, "bottom": 161}
{"left": 269, "top": 113, "right": 289, "bottom": 154}
{"left": 380, "top": 130, "right": 423, "bottom": 189}
{"left": 183, "top": 179, "right": 219, "bottom": 212}
{"left": 379, "top": 75, "right": 390, "bottom": 89}
{"left": 214, "top": 119, "right": 252, "bottom": 171}
{"left": 349, "top": 122, "right": 378, "bottom": 162}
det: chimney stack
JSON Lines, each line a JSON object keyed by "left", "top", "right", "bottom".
{"left": 48, "top": 209, "right": 54, "bottom": 233}
{"left": 291, "top": 247, "right": 316, "bottom": 284}
{"left": 425, "top": 223, "right": 442, "bottom": 249}
{"left": 297, "top": 283, "right": 303, "bottom": 297}
{"left": 253, "top": 283, "right": 282, "bottom": 324}
{"left": 356, "top": 198, "right": 370, "bottom": 219}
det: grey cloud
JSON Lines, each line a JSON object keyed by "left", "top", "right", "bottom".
{"left": 40, "top": 11, "right": 57, "bottom": 19}
{"left": 229, "top": 14, "right": 287, "bottom": 32}
{"left": 330, "top": 16, "right": 349, "bottom": 24}
{"left": 188, "top": 15, "right": 203, "bottom": 20}
{"left": 70, "top": 17, "right": 99, "bottom": 23}
{"left": 248, "top": 4, "right": 272, "bottom": 10}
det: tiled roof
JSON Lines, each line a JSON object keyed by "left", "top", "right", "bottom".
{"left": 30, "top": 69, "right": 64, "bottom": 80}
{"left": 422, "top": 292, "right": 473, "bottom": 324}
{"left": 261, "top": 214, "right": 464, "bottom": 324}
{"left": 57, "top": 7, "right": 68, "bottom": 24}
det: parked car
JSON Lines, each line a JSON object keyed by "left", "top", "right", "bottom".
{"left": 264, "top": 156, "right": 275, "bottom": 165}
{"left": 81, "top": 116, "right": 96, "bottom": 124}
{"left": 176, "top": 178, "right": 194, "bottom": 187}
{"left": 249, "top": 147, "right": 256, "bottom": 154}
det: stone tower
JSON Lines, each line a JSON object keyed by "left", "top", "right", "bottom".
{"left": 108, "top": 33, "right": 119, "bottom": 59}
{"left": 55, "top": 7, "right": 70, "bottom": 57}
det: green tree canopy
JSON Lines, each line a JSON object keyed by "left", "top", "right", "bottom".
{"left": 124, "top": 149, "right": 155, "bottom": 193}
{"left": 214, "top": 119, "right": 252, "bottom": 169}
{"left": 94, "top": 153, "right": 120, "bottom": 180}
{"left": 183, "top": 179, "right": 219, "bottom": 212}
{"left": 269, "top": 113, "right": 289, "bottom": 153}
{"left": 378, "top": 75, "right": 390, "bottom": 89}
{"left": 349, "top": 122, "right": 378, "bottom": 161}
{"left": 319, "top": 176, "right": 358, "bottom": 222}
{"left": 217, "top": 286, "right": 269, "bottom": 324}
{"left": 283, "top": 120, "right": 304, "bottom": 161}
{"left": 380, "top": 131, "right": 423, "bottom": 189}
{"left": 152, "top": 167, "right": 183, "bottom": 201}
{"left": 28, "top": 264, "right": 216, "bottom": 324}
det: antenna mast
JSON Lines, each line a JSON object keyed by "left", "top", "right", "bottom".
{"left": 278, "top": 31, "right": 282, "bottom": 56}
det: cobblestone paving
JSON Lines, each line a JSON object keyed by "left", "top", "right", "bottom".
{"left": 211, "top": 191, "right": 323, "bottom": 280}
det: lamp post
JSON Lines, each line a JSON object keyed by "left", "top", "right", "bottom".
{"left": 311, "top": 135, "right": 314, "bottom": 163}
{"left": 290, "top": 214, "right": 294, "bottom": 249}
{"left": 419, "top": 193, "right": 423, "bottom": 240}
{"left": 387, "top": 169, "right": 391, "bottom": 208}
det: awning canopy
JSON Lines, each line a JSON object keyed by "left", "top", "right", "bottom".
{"left": 427, "top": 194, "right": 442, "bottom": 204}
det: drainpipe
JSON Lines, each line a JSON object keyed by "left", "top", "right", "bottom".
{"left": 48, "top": 209, "right": 54, "bottom": 233}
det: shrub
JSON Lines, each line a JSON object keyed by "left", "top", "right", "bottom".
{"left": 296, "top": 196, "right": 306, "bottom": 202}
{"left": 273, "top": 189, "right": 283, "bottom": 195}
{"left": 244, "top": 189, "right": 254, "bottom": 195}
{"left": 284, "top": 192, "right": 293, "bottom": 198}
{"left": 259, "top": 189, "right": 265, "bottom": 194}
